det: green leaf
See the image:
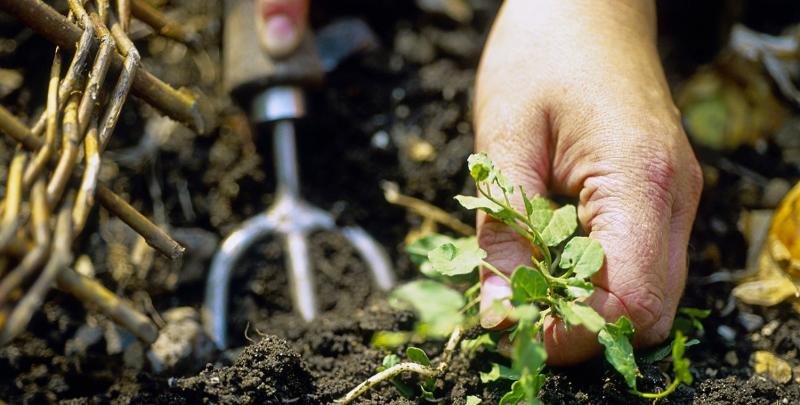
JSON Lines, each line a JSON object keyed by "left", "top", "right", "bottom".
{"left": 511, "top": 265, "right": 549, "bottom": 303}
{"left": 540, "top": 205, "right": 578, "bottom": 246}
{"left": 371, "top": 331, "right": 410, "bottom": 349}
{"left": 509, "top": 304, "right": 540, "bottom": 323}
{"left": 598, "top": 316, "right": 639, "bottom": 390}
{"left": 559, "top": 237, "right": 605, "bottom": 279}
{"left": 512, "top": 334, "right": 546, "bottom": 376}
{"left": 564, "top": 279, "right": 594, "bottom": 299}
{"left": 468, "top": 153, "right": 493, "bottom": 182}
{"left": 526, "top": 196, "right": 553, "bottom": 232}
{"left": 406, "top": 346, "right": 431, "bottom": 366}
{"left": 520, "top": 370, "right": 546, "bottom": 405}
{"left": 639, "top": 338, "right": 699, "bottom": 364}
{"left": 455, "top": 195, "right": 503, "bottom": 212}
{"left": 382, "top": 354, "right": 401, "bottom": 369}
{"left": 556, "top": 300, "right": 605, "bottom": 333}
{"left": 466, "top": 396, "right": 482, "bottom": 405}
{"left": 427, "top": 239, "right": 486, "bottom": 277}
{"left": 389, "top": 280, "right": 465, "bottom": 337}
{"left": 499, "top": 381, "right": 525, "bottom": 405}
{"left": 461, "top": 333, "right": 497, "bottom": 354}
{"left": 678, "top": 307, "right": 711, "bottom": 319}
{"left": 672, "top": 331, "right": 693, "bottom": 385}
{"left": 480, "top": 362, "right": 521, "bottom": 383}
{"left": 406, "top": 233, "right": 455, "bottom": 265}
{"left": 678, "top": 307, "right": 711, "bottom": 333}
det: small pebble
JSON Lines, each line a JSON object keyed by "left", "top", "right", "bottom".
{"left": 147, "top": 307, "right": 214, "bottom": 374}
{"left": 717, "top": 325, "right": 737, "bottom": 344}
{"left": 724, "top": 350, "right": 739, "bottom": 366}
{"left": 762, "top": 178, "right": 791, "bottom": 207}
{"left": 737, "top": 312, "right": 765, "bottom": 332}
{"left": 762, "top": 320, "right": 780, "bottom": 336}
{"left": 371, "top": 130, "right": 390, "bottom": 149}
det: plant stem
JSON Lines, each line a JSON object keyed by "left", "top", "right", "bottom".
{"left": 476, "top": 185, "right": 552, "bottom": 268}
{"left": 481, "top": 260, "right": 511, "bottom": 284}
{"left": 635, "top": 378, "right": 681, "bottom": 399}
{"left": 336, "top": 326, "right": 463, "bottom": 404}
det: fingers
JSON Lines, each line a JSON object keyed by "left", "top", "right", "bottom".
{"left": 542, "top": 139, "right": 701, "bottom": 365}
{"left": 474, "top": 66, "right": 552, "bottom": 329}
{"left": 256, "top": 0, "right": 310, "bottom": 58}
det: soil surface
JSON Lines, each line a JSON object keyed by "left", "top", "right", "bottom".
{"left": 2, "top": 0, "right": 800, "bottom": 404}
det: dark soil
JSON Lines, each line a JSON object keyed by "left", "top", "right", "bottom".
{"left": 2, "top": 0, "right": 800, "bottom": 404}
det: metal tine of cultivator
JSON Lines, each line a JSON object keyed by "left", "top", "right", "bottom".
{"left": 203, "top": 89, "right": 394, "bottom": 349}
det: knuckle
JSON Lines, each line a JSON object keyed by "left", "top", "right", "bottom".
{"left": 618, "top": 285, "right": 665, "bottom": 332}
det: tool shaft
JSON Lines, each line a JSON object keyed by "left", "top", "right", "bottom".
{"left": 274, "top": 121, "right": 301, "bottom": 198}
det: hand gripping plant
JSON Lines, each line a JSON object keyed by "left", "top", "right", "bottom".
{"left": 337, "top": 153, "right": 694, "bottom": 404}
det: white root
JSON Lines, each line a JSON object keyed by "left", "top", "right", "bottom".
{"left": 335, "top": 325, "right": 462, "bottom": 404}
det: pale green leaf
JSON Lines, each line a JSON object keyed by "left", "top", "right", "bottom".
{"left": 468, "top": 153, "right": 493, "bottom": 182}
{"left": 466, "top": 396, "right": 482, "bottom": 405}
{"left": 556, "top": 300, "right": 605, "bottom": 333}
{"left": 598, "top": 316, "right": 638, "bottom": 390}
{"left": 672, "top": 331, "right": 693, "bottom": 385}
{"left": 455, "top": 195, "right": 504, "bottom": 212}
{"left": 382, "top": 354, "right": 401, "bottom": 369}
{"left": 528, "top": 197, "right": 553, "bottom": 233}
{"left": 520, "top": 371, "right": 546, "bottom": 405}
{"left": 540, "top": 205, "right": 577, "bottom": 246}
{"left": 511, "top": 265, "right": 549, "bottom": 303}
{"left": 480, "top": 363, "right": 520, "bottom": 383}
{"left": 559, "top": 236, "right": 605, "bottom": 279}
{"left": 499, "top": 381, "right": 525, "bottom": 405}
{"left": 371, "top": 331, "right": 410, "bottom": 349}
{"left": 406, "top": 346, "right": 431, "bottom": 366}
{"left": 389, "top": 280, "right": 465, "bottom": 337}
{"left": 406, "top": 233, "right": 455, "bottom": 265}
{"left": 428, "top": 239, "right": 486, "bottom": 276}
{"left": 564, "top": 279, "right": 594, "bottom": 299}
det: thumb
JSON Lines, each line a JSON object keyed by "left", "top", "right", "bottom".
{"left": 256, "top": 0, "right": 310, "bottom": 58}
{"left": 474, "top": 101, "right": 552, "bottom": 330}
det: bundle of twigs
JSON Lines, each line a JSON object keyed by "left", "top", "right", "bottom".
{"left": 0, "top": 0, "right": 214, "bottom": 346}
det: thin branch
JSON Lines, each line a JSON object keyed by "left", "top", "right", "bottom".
{"left": 0, "top": 153, "right": 26, "bottom": 251}
{"left": 0, "top": 200, "right": 73, "bottom": 345}
{"left": 131, "top": 0, "right": 200, "bottom": 46}
{"left": 56, "top": 267, "right": 158, "bottom": 344}
{"left": 23, "top": 50, "right": 61, "bottom": 188}
{"left": 0, "top": 0, "right": 217, "bottom": 134}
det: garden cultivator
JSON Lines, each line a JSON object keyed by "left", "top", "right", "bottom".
{"left": 203, "top": 0, "right": 394, "bottom": 349}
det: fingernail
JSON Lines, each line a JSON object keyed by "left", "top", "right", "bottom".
{"left": 480, "top": 275, "right": 512, "bottom": 329}
{"left": 261, "top": 14, "right": 298, "bottom": 57}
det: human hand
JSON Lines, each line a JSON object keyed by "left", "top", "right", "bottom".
{"left": 474, "top": 0, "right": 702, "bottom": 365}
{"left": 256, "top": 0, "right": 309, "bottom": 57}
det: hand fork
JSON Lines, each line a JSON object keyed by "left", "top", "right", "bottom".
{"left": 204, "top": 0, "right": 394, "bottom": 349}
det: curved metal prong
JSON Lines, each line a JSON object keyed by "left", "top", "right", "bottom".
{"left": 340, "top": 226, "right": 394, "bottom": 291}
{"left": 204, "top": 212, "right": 278, "bottom": 349}
{"left": 285, "top": 231, "right": 316, "bottom": 321}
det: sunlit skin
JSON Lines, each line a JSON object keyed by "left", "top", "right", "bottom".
{"left": 257, "top": 0, "right": 702, "bottom": 366}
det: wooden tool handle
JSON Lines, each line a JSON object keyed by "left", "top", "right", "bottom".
{"left": 223, "top": 0, "right": 323, "bottom": 104}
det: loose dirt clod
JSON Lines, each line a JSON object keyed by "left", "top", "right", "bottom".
{"left": 174, "top": 335, "right": 315, "bottom": 404}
